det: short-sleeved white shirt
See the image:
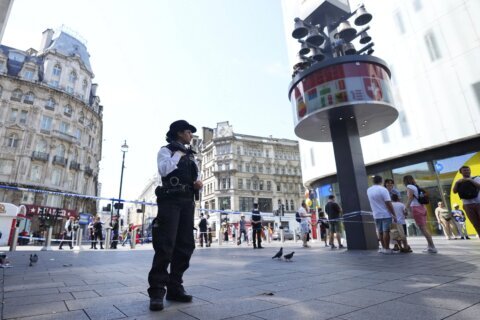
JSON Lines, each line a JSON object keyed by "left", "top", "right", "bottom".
{"left": 367, "top": 185, "right": 392, "bottom": 219}
{"left": 406, "top": 184, "right": 421, "bottom": 206}
{"left": 392, "top": 202, "right": 406, "bottom": 225}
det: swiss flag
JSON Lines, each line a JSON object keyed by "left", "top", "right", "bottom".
{"left": 364, "top": 77, "right": 383, "bottom": 101}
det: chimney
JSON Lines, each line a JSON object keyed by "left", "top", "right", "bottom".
{"left": 39, "top": 29, "right": 54, "bottom": 52}
{"left": 91, "top": 83, "right": 98, "bottom": 96}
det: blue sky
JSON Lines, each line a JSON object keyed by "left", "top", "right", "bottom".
{"left": 3, "top": 0, "right": 295, "bottom": 201}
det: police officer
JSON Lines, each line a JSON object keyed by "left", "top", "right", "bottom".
{"left": 148, "top": 120, "right": 202, "bottom": 312}
{"left": 251, "top": 203, "right": 264, "bottom": 249}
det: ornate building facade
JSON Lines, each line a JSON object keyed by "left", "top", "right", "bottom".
{"left": 0, "top": 28, "right": 102, "bottom": 235}
{"left": 200, "top": 122, "right": 303, "bottom": 217}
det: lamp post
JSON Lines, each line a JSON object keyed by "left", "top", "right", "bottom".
{"left": 115, "top": 140, "right": 129, "bottom": 223}
{"left": 288, "top": 2, "right": 397, "bottom": 249}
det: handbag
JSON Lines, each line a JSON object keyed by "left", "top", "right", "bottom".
{"left": 390, "top": 223, "right": 405, "bottom": 241}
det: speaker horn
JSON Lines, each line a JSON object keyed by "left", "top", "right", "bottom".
{"left": 337, "top": 21, "right": 356, "bottom": 42}
{"left": 305, "top": 28, "right": 324, "bottom": 46}
{"left": 354, "top": 6, "right": 372, "bottom": 26}
{"left": 359, "top": 32, "right": 372, "bottom": 44}
{"left": 344, "top": 43, "right": 356, "bottom": 55}
{"left": 299, "top": 42, "right": 311, "bottom": 56}
{"left": 292, "top": 18, "right": 309, "bottom": 39}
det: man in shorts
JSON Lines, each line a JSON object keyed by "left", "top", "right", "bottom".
{"left": 325, "top": 195, "right": 344, "bottom": 249}
{"left": 367, "top": 176, "right": 397, "bottom": 254}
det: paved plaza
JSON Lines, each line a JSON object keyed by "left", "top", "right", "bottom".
{"left": 1, "top": 237, "right": 480, "bottom": 320}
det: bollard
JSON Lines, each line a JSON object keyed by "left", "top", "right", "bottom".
{"left": 77, "top": 228, "right": 83, "bottom": 251}
{"left": 130, "top": 228, "right": 137, "bottom": 249}
{"left": 105, "top": 228, "right": 112, "bottom": 250}
{"left": 217, "top": 213, "right": 222, "bottom": 246}
{"left": 317, "top": 223, "right": 321, "bottom": 244}
{"left": 280, "top": 228, "right": 285, "bottom": 243}
{"left": 293, "top": 229, "right": 297, "bottom": 243}
{"left": 41, "top": 226, "right": 53, "bottom": 251}
{"left": 9, "top": 228, "right": 19, "bottom": 252}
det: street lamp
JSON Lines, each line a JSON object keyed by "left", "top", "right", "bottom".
{"left": 115, "top": 140, "right": 128, "bottom": 223}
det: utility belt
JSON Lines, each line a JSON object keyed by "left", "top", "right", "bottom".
{"left": 155, "top": 185, "right": 194, "bottom": 198}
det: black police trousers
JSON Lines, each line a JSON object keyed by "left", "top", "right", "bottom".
{"left": 147, "top": 197, "right": 195, "bottom": 299}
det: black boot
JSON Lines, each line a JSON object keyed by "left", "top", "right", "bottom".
{"left": 149, "top": 289, "right": 166, "bottom": 311}
{"left": 166, "top": 286, "right": 192, "bottom": 302}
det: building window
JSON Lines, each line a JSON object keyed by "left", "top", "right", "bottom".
{"left": 23, "top": 91, "right": 35, "bottom": 104}
{"left": 259, "top": 165, "right": 263, "bottom": 173}
{"left": 45, "top": 97, "right": 56, "bottom": 110}
{"left": 253, "top": 180, "right": 258, "bottom": 190}
{"left": 267, "top": 181, "right": 271, "bottom": 191}
{"left": 35, "top": 139, "right": 47, "bottom": 153}
{"left": 219, "top": 197, "right": 231, "bottom": 210}
{"left": 246, "top": 179, "right": 251, "bottom": 189}
{"left": 11, "top": 89, "right": 22, "bottom": 102}
{"left": 56, "top": 144, "right": 65, "bottom": 157}
{"left": 0, "top": 159, "right": 14, "bottom": 175}
{"left": 75, "top": 128, "right": 82, "bottom": 140}
{"left": 238, "top": 178, "right": 243, "bottom": 189}
{"left": 59, "top": 121, "right": 70, "bottom": 134}
{"left": 51, "top": 169, "right": 62, "bottom": 186}
{"left": 30, "top": 165, "right": 43, "bottom": 182}
{"left": 393, "top": 10, "right": 405, "bottom": 34}
{"left": 41, "top": 115, "right": 53, "bottom": 132}
{"left": 277, "top": 184, "right": 281, "bottom": 192}
{"left": 24, "top": 68, "right": 34, "bottom": 80}
{"left": 222, "top": 178, "right": 227, "bottom": 189}
{"left": 240, "top": 197, "right": 254, "bottom": 212}
{"left": 64, "top": 105, "right": 73, "bottom": 116}
{"left": 412, "top": 0, "right": 422, "bottom": 11}
{"left": 425, "top": 30, "right": 442, "bottom": 61}
{"left": 252, "top": 165, "right": 257, "bottom": 173}
{"left": 237, "top": 146, "right": 241, "bottom": 155}
{"left": 7, "top": 133, "right": 19, "bottom": 148}
{"left": 68, "top": 71, "right": 77, "bottom": 83}
{"left": 290, "top": 200, "right": 295, "bottom": 211}
{"left": 8, "top": 108, "right": 18, "bottom": 122}
{"left": 53, "top": 64, "right": 62, "bottom": 77}
{"left": 246, "top": 164, "right": 250, "bottom": 172}
{"left": 381, "top": 129, "right": 390, "bottom": 144}
{"left": 19, "top": 110, "right": 28, "bottom": 124}
{"left": 399, "top": 111, "right": 411, "bottom": 136}
{"left": 259, "top": 180, "right": 264, "bottom": 191}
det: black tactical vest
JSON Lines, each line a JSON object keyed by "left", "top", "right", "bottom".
{"left": 161, "top": 143, "right": 197, "bottom": 188}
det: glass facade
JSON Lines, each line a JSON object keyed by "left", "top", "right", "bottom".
{"left": 311, "top": 151, "right": 479, "bottom": 237}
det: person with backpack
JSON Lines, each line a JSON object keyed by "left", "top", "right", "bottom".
{"left": 403, "top": 175, "right": 437, "bottom": 253}
{"left": 453, "top": 165, "right": 480, "bottom": 237}
{"left": 58, "top": 216, "right": 75, "bottom": 250}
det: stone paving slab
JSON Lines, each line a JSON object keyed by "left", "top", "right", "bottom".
{"left": 1, "top": 237, "right": 480, "bottom": 319}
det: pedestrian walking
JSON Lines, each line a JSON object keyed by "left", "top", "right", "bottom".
{"left": 403, "top": 175, "right": 437, "bottom": 253}
{"left": 111, "top": 218, "right": 119, "bottom": 249}
{"left": 93, "top": 216, "right": 104, "bottom": 249}
{"left": 198, "top": 213, "right": 209, "bottom": 247}
{"left": 58, "top": 216, "right": 75, "bottom": 250}
{"left": 238, "top": 215, "right": 248, "bottom": 245}
{"left": 298, "top": 201, "right": 311, "bottom": 248}
{"left": 148, "top": 120, "right": 202, "bottom": 311}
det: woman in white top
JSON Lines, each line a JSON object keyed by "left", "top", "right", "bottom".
{"left": 403, "top": 175, "right": 437, "bottom": 253}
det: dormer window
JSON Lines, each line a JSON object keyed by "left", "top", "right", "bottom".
{"left": 10, "top": 89, "right": 22, "bottom": 102}
{"left": 24, "top": 68, "right": 35, "bottom": 80}
{"left": 53, "top": 64, "right": 62, "bottom": 77}
{"left": 69, "top": 71, "right": 77, "bottom": 83}
{"left": 23, "top": 92, "right": 35, "bottom": 104}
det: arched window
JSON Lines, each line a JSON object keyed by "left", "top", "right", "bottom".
{"left": 35, "top": 139, "right": 48, "bottom": 153}
{"left": 69, "top": 71, "right": 77, "bottom": 83}
{"left": 23, "top": 91, "right": 35, "bottom": 104}
{"left": 11, "top": 89, "right": 22, "bottom": 101}
{"left": 63, "top": 104, "right": 73, "bottom": 116}
{"left": 7, "top": 133, "right": 19, "bottom": 148}
{"left": 45, "top": 97, "right": 56, "bottom": 110}
{"left": 53, "top": 64, "right": 62, "bottom": 77}
{"left": 55, "top": 144, "right": 65, "bottom": 158}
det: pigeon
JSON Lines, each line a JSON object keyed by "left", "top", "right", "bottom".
{"left": 283, "top": 251, "right": 295, "bottom": 261}
{"left": 272, "top": 247, "right": 283, "bottom": 259}
{"left": 29, "top": 254, "right": 38, "bottom": 267}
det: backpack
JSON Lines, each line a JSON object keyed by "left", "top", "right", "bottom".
{"left": 414, "top": 185, "right": 429, "bottom": 204}
{"left": 457, "top": 177, "right": 479, "bottom": 200}
{"left": 295, "top": 212, "right": 301, "bottom": 223}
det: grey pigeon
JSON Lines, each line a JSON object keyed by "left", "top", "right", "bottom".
{"left": 283, "top": 251, "right": 295, "bottom": 261}
{"left": 272, "top": 247, "right": 283, "bottom": 259}
{"left": 29, "top": 254, "right": 38, "bottom": 266}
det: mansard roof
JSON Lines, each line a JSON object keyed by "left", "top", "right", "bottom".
{"left": 44, "top": 31, "right": 92, "bottom": 73}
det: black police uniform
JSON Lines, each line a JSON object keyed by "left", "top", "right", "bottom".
{"left": 251, "top": 208, "right": 263, "bottom": 248}
{"left": 148, "top": 142, "right": 198, "bottom": 301}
